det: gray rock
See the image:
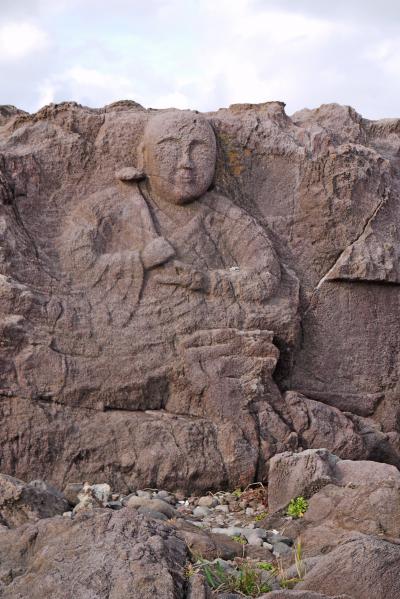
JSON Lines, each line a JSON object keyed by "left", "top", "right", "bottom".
{"left": 156, "top": 490, "right": 176, "bottom": 504}
{"left": 272, "top": 541, "right": 293, "bottom": 557}
{"left": 263, "top": 541, "right": 273, "bottom": 550}
{"left": 136, "top": 490, "right": 153, "bottom": 499}
{"left": 197, "top": 495, "right": 219, "bottom": 508}
{"left": 137, "top": 506, "right": 169, "bottom": 521}
{"left": 0, "top": 474, "right": 69, "bottom": 528}
{"left": 266, "top": 532, "right": 293, "bottom": 546}
{"left": 246, "top": 534, "right": 263, "bottom": 546}
{"left": 125, "top": 496, "right": 177, "bottom": 519}
{"left": 215, "top": 504, "right": 229, "bottom": 513}
{"left": 243, "top": 527, "right": 267, "bottom": 540}
{"left": 106, "top": 501, "right": 123, "bottom": 510}
{"left": 63, "top": 483, "right": 84, "bottom": 507}
{"left": 121, "top": 492, "right": 138, "bottom": 505}
{"left": 193, "top": 506, "right": 212, "bottom": 517}
{"left": 211, "top": 526, "right": 244, "bottom": 537}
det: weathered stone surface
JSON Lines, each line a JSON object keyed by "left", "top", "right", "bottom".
{"left": 0, "top": 473, "right": 69, "bottom": 527}
{"left": 268, "top": 448, "right": 400, "bottom": 514}
{"left": 125, "top": 495, "right": 177, "bottom": 518}
{"left": 0, "top": 509, "right": 188, "bottom": 598}
{"left": 312, "top": 479, "right": 399, "bottom": 530}
{"left": 296, "top": 536, "right": 400, "bottom": 599}
{"left": 267, "top": 449, "right": 338, "bottom": 513}
{"left": 1, "top": 100, "right": 400, "bottom": 490}
{"left": 264, "top": 593, "right": 351, "bottom": 599}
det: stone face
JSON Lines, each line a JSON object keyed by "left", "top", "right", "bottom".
{"left": 0, "top": 509, "right": 188, "bottom": 598}
{"left": 1, "top": 100, "right": 400, "bottom": 490}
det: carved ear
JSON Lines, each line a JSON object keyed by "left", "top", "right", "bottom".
{"left": 115, "top": 166, "right": 145, "bottom": 182}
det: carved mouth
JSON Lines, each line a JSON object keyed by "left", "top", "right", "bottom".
{"left": 178, "top": 171, "right": 193, "bottom": 183}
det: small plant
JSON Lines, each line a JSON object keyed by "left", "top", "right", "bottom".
{"left": 202, "top": 561, "right": 227, "bottom": 590}
{"left": 256, "top": 561, "right": 276, "bottom": 573}
{"left": 276, "top": 539, "right": 305, "bottom": 590}
{"left": 201, "top": 561, "right": 272, "bottom": 596}
{"left": 254, "top": 510, "right": 269, "bottom": 522}
{"left": 294, "top": 538, "right": 306, "bottom": 579}
{"left": 280, "top": 576, "right": 302, "bottom": 589}
{"left": 184, "top": 562, "right": 196, "bottom": 579}
{"left": 231, "top": 535, "right": 247, "bottom": 545}
{"left": 287, "top": 496, "right": 308, "bottom": 518}
{"left": 232, "top": 488, "right": 243, "bottom": 498}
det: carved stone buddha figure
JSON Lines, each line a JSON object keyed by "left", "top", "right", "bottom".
{"left": 19, "top": 112, "right": 297, "bottom": 428}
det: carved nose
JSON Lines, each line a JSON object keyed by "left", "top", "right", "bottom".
{"left": 178, "top": 152, "right": 192, "bottom": 169}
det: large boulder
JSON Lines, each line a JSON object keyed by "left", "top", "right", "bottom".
{"left": 0, "top": 473, "right": 69, "bottom": 528}
{"left": 267, "top": 449, "right": 400, "bottom": 513}
{"left": 0, "top": 509, "right": 188, "bottom": 598}
{"left": 267, "top": 449, "right": 338, "bottom": 512}
{"left": 296, "top": 536, "right": 400, "bottom": 599}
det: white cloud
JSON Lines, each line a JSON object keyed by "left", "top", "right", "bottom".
{"left": 0, "top": 22, "right": 48, "bottom": 61}
{"left": 34, "top": 66, "right": 142, "bottom": 110}
{"left": 150, "top": 91, "right": 190, "bottom": 109}
{"left": 1, "top": 0, "right": 400, "bottom": 119}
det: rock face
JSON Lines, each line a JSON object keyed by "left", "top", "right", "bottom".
{"left": 0, "top": 510, "right": 188, "bottom": 598}
{"left": 296, "top": 536, "right": 400, "bottom": 599}
{"left": 0, "top": 474, "right": 69, "bottom": 527}
{"left": 0, "top": 100, "right": 400, "bottom": 491}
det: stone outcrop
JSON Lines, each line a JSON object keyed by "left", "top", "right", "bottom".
{"left": 0, "top": 474, "right": 69, "bottom": 528}
{"left": 267, "top": 448, "right": 400, "bottom": 513}
{"left": 0, "top": 509, "right": 188, "bottom": 598}
{"left": 1, "top": 100, "right": 400, "bottom": 492}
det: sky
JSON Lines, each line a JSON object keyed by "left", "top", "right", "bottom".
{"left": 0, "top": 0, "right": 399, "bottom": 119}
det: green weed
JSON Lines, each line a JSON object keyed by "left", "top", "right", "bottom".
{"left": 201, "top": 561, "right": 272, "bottom": 596}
{"left": 231, "top": 535, "right": 247, "bottom": 544}
{"left": 254, "top": 510, "right": 269, "bottom": 522}
{"left": 287, "top": 496, "right": 308, "bottom": 518}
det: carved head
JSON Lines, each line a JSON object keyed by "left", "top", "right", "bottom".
{"left": 141, "top": 111, "right": 217, "bottom": 205}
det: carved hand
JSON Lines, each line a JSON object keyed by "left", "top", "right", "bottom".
{"left": 141, "top": 237, "right": 175, "bottom": 270}
{"left": 154, "top": 260, "right": 211, "bottom": 293}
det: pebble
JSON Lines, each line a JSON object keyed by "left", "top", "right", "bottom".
{"left": 193, "top": 506, "right": 211, "bottom": 517}
{"left": 156, "top": 490, "right": 170, "bottom": 499}
{"left": 126, "top": 496, "right": 177, "bottom": 518}
{"left": 215, "top": 504, "right": 229, "bottom": 513}
{"left": 121, "top": 492, "right": 137, "bottom": 505}
{"left": 155, "top": 491, "right": 176, "bottom": 504}
{"left": 246, "top": 534, "right": 263, "bottom": 546}
{"left": 136, "top": 490, "right": 152, "bottom": 499}
{"left": 138, "top": 507, "right": 168, "bottom": 521}
{"left": 197, "top": 495, "right": 219, "bottom": 508}
{"left": 243, "top": 528, "right": 266, "bottom": 541}
{"left": 263, "top": 541, "right": 273, "bottom": 550}
{"left": 106, "top": 501, "right": 123, "bottom": 510}
{"left": 273, "top": 541, "right": 292, "bottom": 557}
{"left": 245, "top": 507, "right": 255, "bottom": 516}
{"left": 91, "top": 483, "right": 111, "bottom": 504}
{"left": 266, "top": 532, "right": 293, "bottom": 546}
{"left": 211, "top": 526, "right": 244, "bottom": 537}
